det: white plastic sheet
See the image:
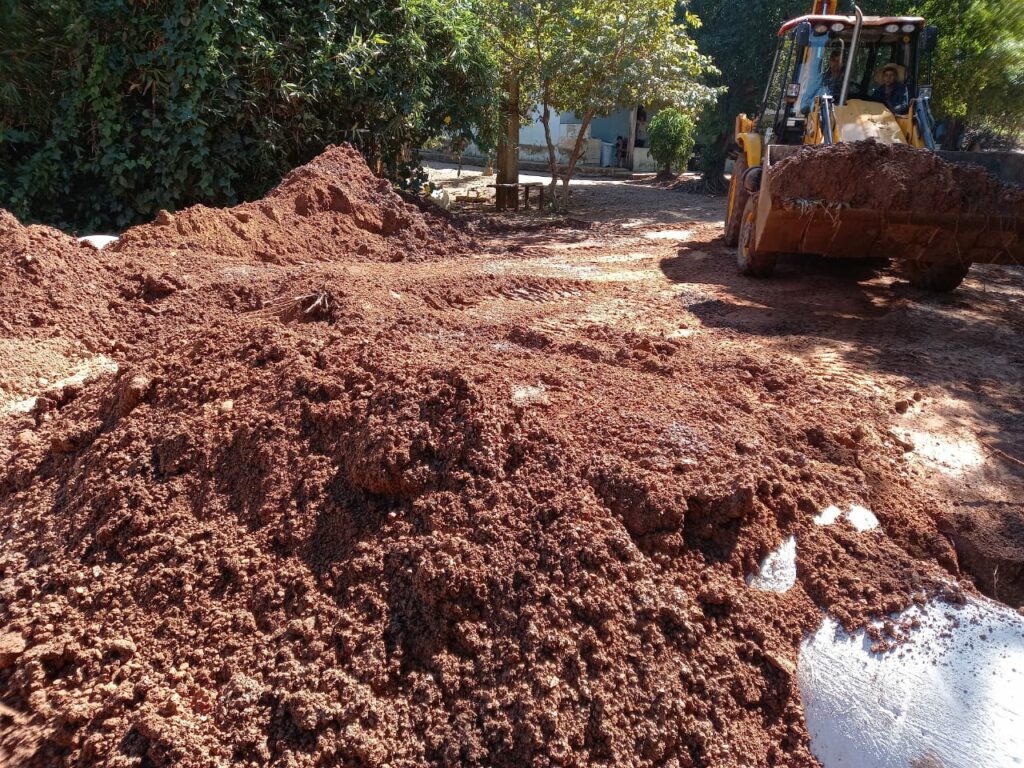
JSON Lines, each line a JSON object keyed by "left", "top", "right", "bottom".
{"left": 799, "top": 596, "right": 1024, "bottom": 767}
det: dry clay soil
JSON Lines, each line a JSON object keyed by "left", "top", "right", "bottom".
{"left": 1, "top": 145, "right": 1023, "bottom": 767}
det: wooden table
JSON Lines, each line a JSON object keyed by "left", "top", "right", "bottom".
{"left": 488, "top": 182, "right": 545, "bottom": 211}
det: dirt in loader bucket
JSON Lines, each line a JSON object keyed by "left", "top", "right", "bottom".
{"left": 747, "top": 141, "right": 1024, "bottom": 283}
{"left": 768, "top": 140, "right": 1024, "bottom": 214}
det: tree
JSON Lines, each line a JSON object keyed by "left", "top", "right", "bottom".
{"left": 647, "top": 108, "right": 698, "bottom": 176}
{"left": 0, "top": 0, "right": 498, "bottom": 231}
{"left": 538, "top": 0, "right": 718, "bottom": 208}
{"left": 527, "top": 1, "right": 567, "bottom": 205}
{"left": 913, "top": 0, "right": 1024, "bottom": 146}
{"left": 472, "top": 0, "right": 540, "bottom": 210}
{"left": 687, "top": 0, "right": 804, "bottom": 192}
{"left": 467, "top": 0, "right": 719, "bottom": 211}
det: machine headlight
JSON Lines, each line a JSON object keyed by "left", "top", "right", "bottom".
{"left": 901, "top": 23, "right": 916, "bottom": 32}
{"left": 917, "top": 85, "right": 932, "bottom": 99}
{"left": 884, "top": 23, "right": 900, "bottom": 33}
{"left": 830, "top": 22, "right": 845, "bottom": 32}
{"left": 814, "top": 23, "right": 829, "bottom": 34}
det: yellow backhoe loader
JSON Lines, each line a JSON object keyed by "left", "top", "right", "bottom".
{"left": 724, "top": 0, "right": 1024, "bottom": 291}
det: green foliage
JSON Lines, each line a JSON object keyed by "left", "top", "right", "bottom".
{"left": 0, "top": 0, "right": 497, "bottom": 231}
{"left": 469, "top": 0, "right": 548, "bottom": 152}
{"left": 543, "top": 0, "right": 720, "bottom": 121}
{"left": 687, "top": 0, "right": 805, "bottom": 119}
{"left": 648, "top": 108, "right": 698, "bottom": 174}
{"left": 687, "top": 0, "right": 805, "bottom": 188}
{"left": 914, "top": 0, "right": 1024, "bottom": 132}
{"left": 475, "top": 0, "right": 719, "bottom": 206}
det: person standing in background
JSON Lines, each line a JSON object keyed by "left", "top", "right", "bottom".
{"left": 635, "top": 108, "right": 648, "bottom": 148}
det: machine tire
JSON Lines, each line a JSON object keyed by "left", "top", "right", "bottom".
{"left": 904, "top": 260, "right": 972, "bottom": 292}
{"left": 737, "top": 196, "right": 777, "bottom": 277}
{"left": 724, "top": 154, "right": 749, "bottom": 247}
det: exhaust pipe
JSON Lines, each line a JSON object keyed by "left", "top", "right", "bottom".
{"left": 839, "top": 5, "right": 864, "bottom": 106}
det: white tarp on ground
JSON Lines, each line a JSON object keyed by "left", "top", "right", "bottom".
{"left": 799, "top": 596, "right": 1024, "bottom": 767}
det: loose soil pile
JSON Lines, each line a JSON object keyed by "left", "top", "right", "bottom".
{"left": 769, "top": 140, "right": 1024, "bottom": 214}
{"left": 0, "top": 145, "right": 983, "bottom": 767}
{"left": 114, "top": 146, "right": 462, "bottom": 265}
{"left": 0, "top": 145, "right": 469, "bottom": 353}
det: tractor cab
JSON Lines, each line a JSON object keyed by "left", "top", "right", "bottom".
{"left": 759, "top": 13, "right": 937, "bottom": 149}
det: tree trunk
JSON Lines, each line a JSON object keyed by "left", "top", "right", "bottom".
{"left": 560, "top": 109, "right": 597, "bottom": 210}
{"left": 540, "top": 94, "right": 560, "bottom": 208}
{"left": 626, "top": 106, "right": 637, "bottom": 170}
{"left": 700, "top": 131, "right": 730, "bottom": 194}
{"left": 496, "top": 72, "right": 520, "bottom": 210}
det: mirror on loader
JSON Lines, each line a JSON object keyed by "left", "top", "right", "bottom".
{"left": 923, "top": 25, "right": 938, "bottom": 53}
{"left": 795, "top": 21, "right": 813, "bottom": 48}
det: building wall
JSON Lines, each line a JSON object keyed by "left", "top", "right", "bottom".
{"left": 553, "top": 108, "right": 659, "bottom": 169}
{"left": 518, "top": 108, "right": 562, "bottom": 162}
{"left": 517, "top": 108, "right": 595, "bottom": 164}
{"left": 462, "top": 106, "right": 655, "bottom": 170}
{"left": 587, "top": 110, "right": 633, "bottom": 144}
{"left": 557, "top": 109, "right": 632, "bottom": 143}
{"left": 518, "top": 108, "right": 559, "bottom": 157}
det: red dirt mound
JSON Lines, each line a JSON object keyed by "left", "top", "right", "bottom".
{"left": 0, "top": 211, "right": 122, "bottom": 347}
{"left": 0, "top": 145, "right": 468, "bottom": 353}
{"left": 768, "top": 140, "right": 1024, "bottom": 214}
{"left": 114, "top": 144, "right": 465, "bottom": 265}
{"left": 0, "top": 312, "right": 965, "bottom": 767}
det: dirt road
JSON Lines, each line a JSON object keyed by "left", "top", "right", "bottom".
{"left": 1, "top": 148, "right": 1021, "bottom": 766}
{"left": 429, "top": 160, "right": 1024, "bottom": 604}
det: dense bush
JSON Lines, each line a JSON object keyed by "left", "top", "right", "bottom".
{"left": 0, "top": 0, "right": 496, "bottom": 231}
{"left": 647, "top": 108, "right": 698, "bottom": 176}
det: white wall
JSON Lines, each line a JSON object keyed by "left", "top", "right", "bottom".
{"left": 459, "top": 107, "right": 612, "bottom": 167}
{"left": 518, "top": 108, "right": 591, "bottom": 163}
{"left": 632, "top": 147, "right": 657, "bottom": 173}
{"left": 518, "top": 107, "right": 558, "bottom": 155}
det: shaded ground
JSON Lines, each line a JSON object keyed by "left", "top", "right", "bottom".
{"left": 660, "top": 243, "right": 1024, "bottom": 605}
{"left": 0, "top": 148, "right": 1020, "bottom": 767}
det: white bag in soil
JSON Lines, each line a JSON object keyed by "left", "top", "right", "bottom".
{"left": 799, "top": 595, "right": 1024, "bottom": 767}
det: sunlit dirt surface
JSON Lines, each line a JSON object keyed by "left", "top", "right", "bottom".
{"left": 427, "top": 161, "right": 1024, "bottom": 606}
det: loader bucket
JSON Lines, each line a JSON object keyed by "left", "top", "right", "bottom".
{"left": 751, "top": 143, "right": 1024, "bottom": 267}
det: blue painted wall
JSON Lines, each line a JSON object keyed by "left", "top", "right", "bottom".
{"left": 589, "top": 110, "right": 633, "bottom": 143}
{"left": 559, "top": 108, "right": 656, "bottom": 144}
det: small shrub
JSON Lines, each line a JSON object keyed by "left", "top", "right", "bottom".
{"left": 647, "top": 108, "right": 698, "bottom": 176}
